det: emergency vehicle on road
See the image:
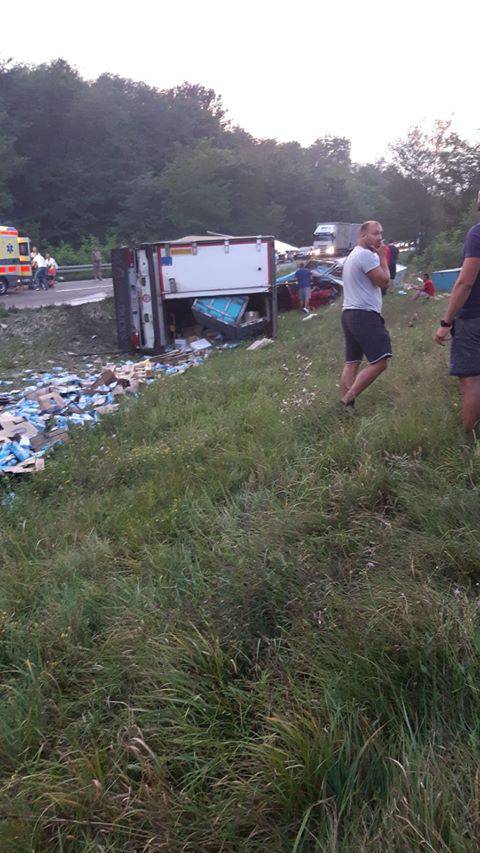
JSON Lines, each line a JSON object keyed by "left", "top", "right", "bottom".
{"left": 0, "top": 226, "right": 23, "bottom": 295}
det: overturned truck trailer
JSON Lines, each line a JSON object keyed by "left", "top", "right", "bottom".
{"left": 112, "top": 235, "right": 277, "bottom": 354}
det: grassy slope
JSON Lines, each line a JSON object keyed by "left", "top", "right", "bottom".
{"left": 1, "top": 296, "right": 480, "bottom": 851}
{"left": 0, "top": 301, "right": 118, "bottom": 376}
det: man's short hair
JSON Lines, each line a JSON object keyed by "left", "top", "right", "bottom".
{"left": 423, "top": 272, "right": 430, "bottom": 278}
{"left": 360, "top": 221, "right": 378, "bottom": 236}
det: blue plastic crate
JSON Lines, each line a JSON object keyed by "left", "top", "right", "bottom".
{"left": 192, "top": 296, "right": 248, "bottom": 326}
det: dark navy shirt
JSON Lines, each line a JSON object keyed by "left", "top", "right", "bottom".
{"left": 295, "top": 267, "right": 313, "bottom": 288}
{"left": 458, "top": 223, "right": 480, "bottom": 319}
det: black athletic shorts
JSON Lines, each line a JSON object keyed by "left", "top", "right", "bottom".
{"left": 341, "top": 309, "right": 393, "bottom": 364}
{"left": 450, "top": 317, "right": 480, "bottom": 377}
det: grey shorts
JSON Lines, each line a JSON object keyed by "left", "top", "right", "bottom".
{"left": 450, "top": 316, "right": 480, "bottom": 376}
{"left": 299, "top": 285, "right": 311, "bottom": 301}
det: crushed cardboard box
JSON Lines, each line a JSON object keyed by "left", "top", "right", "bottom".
{"left": 0, "top": 353, "right": 207, "bottom": 476}
{"left": 0, "top": 413, "right": 39, "bottom": 441}
{"left": 3, "top": 457, "right": 45, "bottom": 474}
{"left": 247, "top": 337, "right": 274, "bottom": 351}
{"left": 38, "top": 391, "right": 66, "bottom": 413}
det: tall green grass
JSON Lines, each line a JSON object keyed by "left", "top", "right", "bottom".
{"left": 1, "top": 295, "right": 480, "bottom": 850}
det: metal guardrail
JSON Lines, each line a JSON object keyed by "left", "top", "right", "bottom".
{"left": 57, "top": 263, "right": 111, "bottom": 273}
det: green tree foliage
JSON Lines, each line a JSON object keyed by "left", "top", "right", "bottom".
{"left": 390, "top": 120, "right": 480, "bottom": 239}
{"left": 413, "top": 204, "right": 480, "bottom": 273}
{"left": 0, "top": 124, "right": 22, "bottom": 214}
{"left": 1, "top": 60, "right": 479, "bottom": 254}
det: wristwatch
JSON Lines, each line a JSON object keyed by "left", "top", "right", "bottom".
{"left": 440, "top": 320, "right": 452, "bottom": 328}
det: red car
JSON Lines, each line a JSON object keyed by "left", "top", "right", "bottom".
{"left": 288, "top": 281, "right": 340, "bottom": 309}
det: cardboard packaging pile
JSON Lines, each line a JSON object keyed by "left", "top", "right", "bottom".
{"left": 0, "top": 351, "right": 208, "bottom": 476}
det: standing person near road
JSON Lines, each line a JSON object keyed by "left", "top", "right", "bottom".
{"left": 45, "top": 252, "right": 58, "bottom": 287}
{"left": 294, "top": 263, "right": 313, "bottom": 313}
{"left": 434, "top": 192, "right": 480, "bottom": 436}
{"left": 386, "top": 241, "right": 399, "bottom": 281}
{"left": 339, "top": 221, "right": 391, "bottom": 408}
{"left": 92, "top": 246, "right": 102, "bottom": 281}
{"left": 31, "top": 249, "right": 48, "bottom": 291}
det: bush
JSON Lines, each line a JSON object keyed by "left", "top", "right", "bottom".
{"left": 51, "top": 233, "right": 120, "bottom": 266}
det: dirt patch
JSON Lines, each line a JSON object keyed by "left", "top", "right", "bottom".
{"left": 0, "top": 299, "right": 119, "bottom": 377}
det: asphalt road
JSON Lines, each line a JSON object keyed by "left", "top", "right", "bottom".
{"left": 0, "top": 279, "right": 113, "bottom": 310}
{"left": 1, "top": 267, "right": 293, "bottom": 312}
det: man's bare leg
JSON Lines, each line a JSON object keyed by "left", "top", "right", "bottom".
{"left": 340, "top": 362, "right": 360, "bottom": 398}
{"left": 341, "top": 358, "right": 389, "bottom": 405}
{"left": 459, "top": 376, "right": 480, "bottom": 437}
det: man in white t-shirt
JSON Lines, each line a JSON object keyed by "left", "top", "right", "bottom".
{"left": 340, "top": 221, "right": 391, "bottom": 408}
{"left": 32, "top": 251, "right": 48, "bottom": 290}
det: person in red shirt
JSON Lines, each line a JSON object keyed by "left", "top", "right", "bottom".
{"left": 413, "top": 273, "right": 435, "bottom": 299}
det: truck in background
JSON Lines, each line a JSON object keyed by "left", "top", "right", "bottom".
{"left": 313, "top": 222, "right": 361, "bottom": 257}
{"left": 112, "top": 234, "right": 277, "bottom": 354}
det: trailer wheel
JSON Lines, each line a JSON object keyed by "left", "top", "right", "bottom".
{"left": 0, "top": 279, "right": 8, "bottom": 296}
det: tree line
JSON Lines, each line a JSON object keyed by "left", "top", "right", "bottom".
{"left": 1, "top": 59, "right": 479, "bottom": 266}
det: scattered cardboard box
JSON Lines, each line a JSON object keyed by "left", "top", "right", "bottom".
{"left": 95, "top": 403, "right": 119, "bottom": 415}
{"left": 38, "top": 392, "right": 65, "bottom": 413}
{"left": 247, "top": 338, "right": 274, "bottom": 351}
{"left": 190, "top": 338, "right": 212, "bottom": 353}
{"left": 3, "top": 457, "right": 45, "bottom": 474}
{"left": 30, "top": 429, "right": 69, "bottom": 453}
{"left": 0, "top": 414, "right": 39, "bottom": 441}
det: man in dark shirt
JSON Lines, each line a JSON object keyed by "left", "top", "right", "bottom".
{"left": 294, "top": 263, "right": 313, "bottom": 313}
{"left": 387, "top": 242, "right": 399, "bottom": 280}
{"left": 435, "top": 191, "right": 480, "bottom": 435}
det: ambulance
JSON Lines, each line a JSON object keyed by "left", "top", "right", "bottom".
{"left": 0, "top": 226, "right": 22, "bottom": 295}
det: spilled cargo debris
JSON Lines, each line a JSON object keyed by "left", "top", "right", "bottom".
{"left": 0, "top": 337, "right": 221, "bottom": 476}
{"left": 246, "top": 337, "right": 274, "bottom": 351}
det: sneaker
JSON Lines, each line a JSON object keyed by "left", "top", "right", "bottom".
{"left": 302, "top": 307, "right": 310, "bottom": 314}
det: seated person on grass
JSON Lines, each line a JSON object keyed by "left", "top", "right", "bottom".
{"left": 412, "top": 273, "right": 436, "bottom": 300}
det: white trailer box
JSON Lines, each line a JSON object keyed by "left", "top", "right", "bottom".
{"left": 112, "top": 235, "right": 277, "bottom": 353}
{"left": 313, "top": 222, "right": 361, "bottom": 257}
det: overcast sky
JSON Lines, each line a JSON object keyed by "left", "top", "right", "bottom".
{"left": 6, "top": 0, "right": 480, "bottom": 163}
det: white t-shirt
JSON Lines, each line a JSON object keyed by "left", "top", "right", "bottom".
{"left": 342, "top": 246, "right": 382, "bottom": 313}
{"left": 32, "top": 253, "right": 47, "bottom": 269}
{"left": 46, "top": 257, "right": 58, "bottom": 269}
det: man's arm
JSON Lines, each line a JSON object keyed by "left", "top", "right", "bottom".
{"left": 435, "top": 257, "right": 480, "bottom": 344}
{"left": 368, "top": 267, "right": 390, "bottom": 289}
{"left": 367, "top": 245, "right": 390, "bottom": 290}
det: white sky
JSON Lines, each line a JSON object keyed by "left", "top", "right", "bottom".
{"left": 5, "top": 0, "right": 480, "bottom": 162}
